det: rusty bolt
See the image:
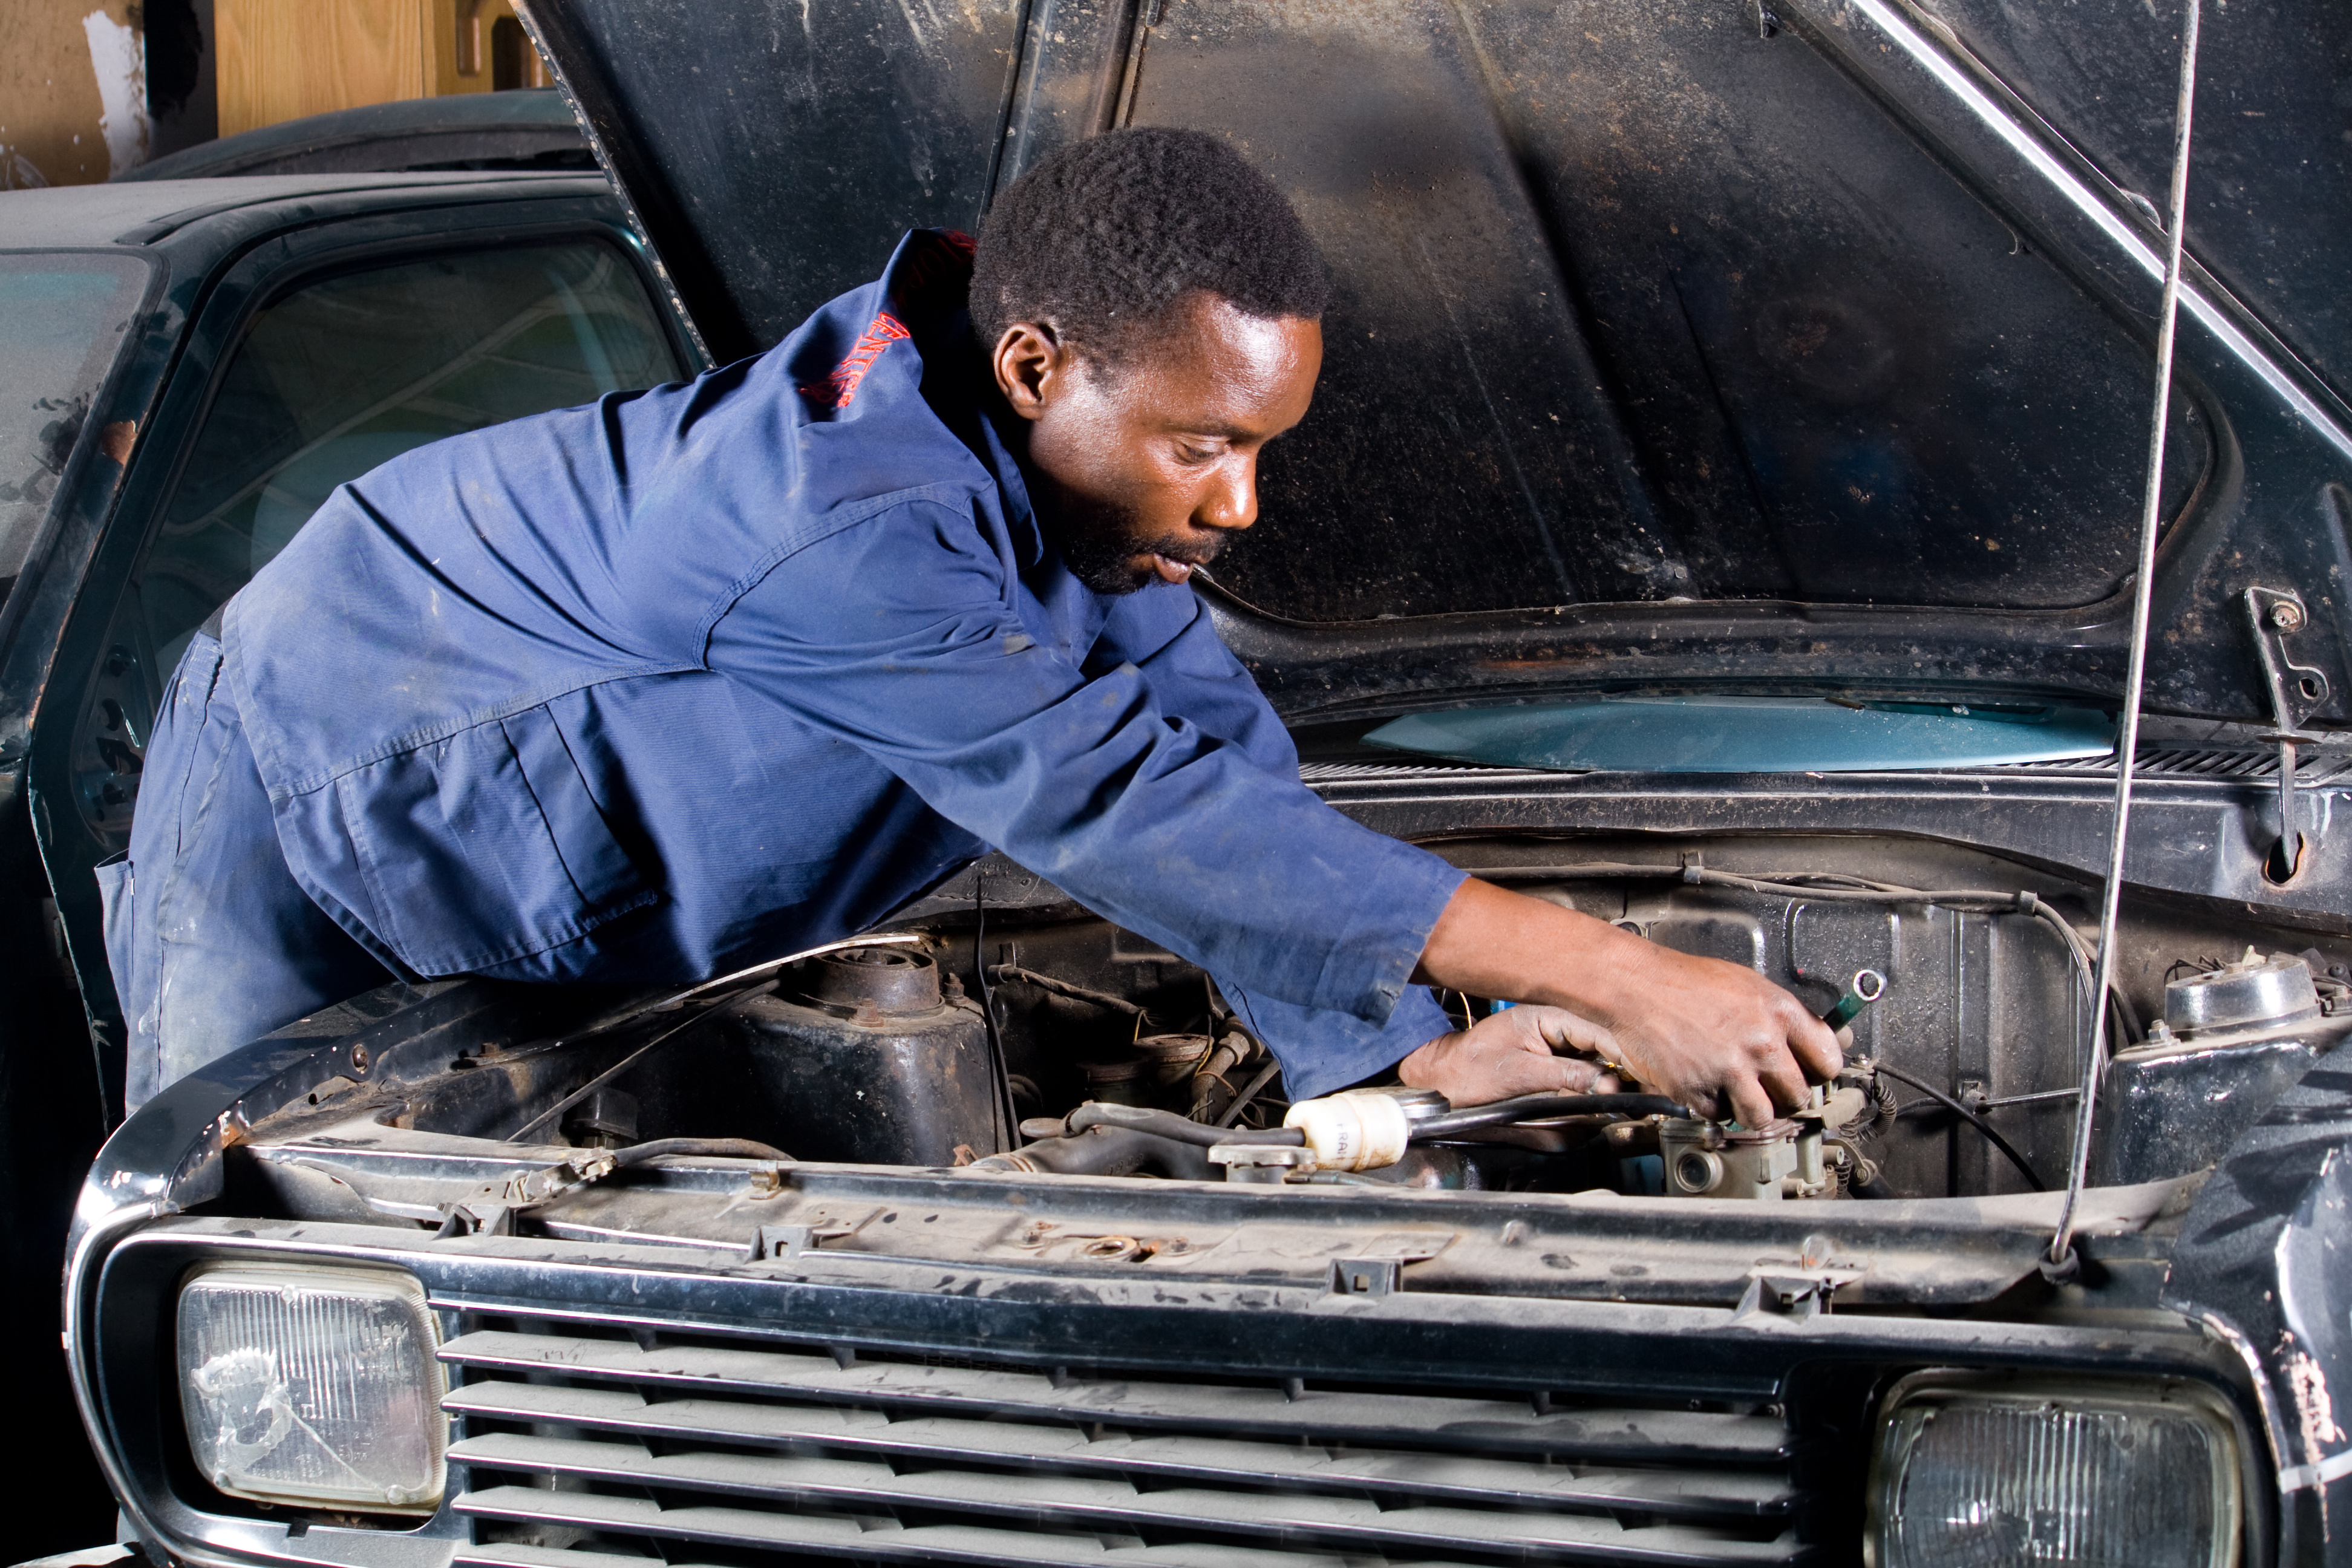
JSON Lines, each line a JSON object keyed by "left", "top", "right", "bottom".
{"left": 351, "top": 1045, "right": 370, "bottom": 1071}
{"left": 2271, "top": 601, "right": 2305, "bottom": 632}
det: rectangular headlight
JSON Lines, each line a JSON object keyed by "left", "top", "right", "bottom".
{"left": 177, "top": 1263, "right": 446, "bottom": 1514}
{"left": 1869, "top": 1373, "right": 2243, "bottom": 1568}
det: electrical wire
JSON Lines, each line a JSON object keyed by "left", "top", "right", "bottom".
{"left": 1872, "top": 1062, "right": 2047, "bottom": 1192}
{"left": 973, "top": 870, "right": 1021, "bottom": 1155}
{"left": 1217, "top": 1059, "right": 1284, "bottom": 1128}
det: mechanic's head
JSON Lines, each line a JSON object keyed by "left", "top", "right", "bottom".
{"left": 973, "top": 127, "right": 1327, "bottom": 594}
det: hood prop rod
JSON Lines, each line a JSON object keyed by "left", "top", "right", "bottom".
{"left": 2048, "top": 0, "right": 2203, "bottom": 1281}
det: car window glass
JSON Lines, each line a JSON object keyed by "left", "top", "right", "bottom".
{"left": 0, "top": 253, "right": 148, "bottom": 587}
{"left": 142, "top": 240, "right": 678, "bottom": 677}
{"left": 73, "top": 238, "right": 679, "bottom": 848}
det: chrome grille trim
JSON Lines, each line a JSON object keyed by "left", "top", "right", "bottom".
{"left": 442, "top": 1325, "right": 1806, "bottom": 1566}
{"left": 445, "top": 1379, "right": 1791, "bottom": 1517}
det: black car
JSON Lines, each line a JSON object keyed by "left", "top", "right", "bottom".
{"left": 0, "top": 166, "right": 697, "bottom": 1553}
{"left": 12, "top": 0, "right": 2351, "bottom": 1564}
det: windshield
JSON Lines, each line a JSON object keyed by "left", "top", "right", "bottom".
{"left": 0, "top": 252, "right": 149, "bottom": 592}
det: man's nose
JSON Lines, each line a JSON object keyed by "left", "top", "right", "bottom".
{"left": 1197, "top": 453, "right": 1259, "bottom": 534}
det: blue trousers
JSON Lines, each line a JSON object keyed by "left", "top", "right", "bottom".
{"left": 100, "top": 632, "right": 393, "bottom": 1109}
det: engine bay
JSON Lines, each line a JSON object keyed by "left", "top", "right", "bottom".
{"left": 237, "top": 834, "right": 2350, "bottom": 1228}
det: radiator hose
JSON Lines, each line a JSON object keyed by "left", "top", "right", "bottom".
{"left": 964, "top": 1125, "right": 1215, "bottom": 1180}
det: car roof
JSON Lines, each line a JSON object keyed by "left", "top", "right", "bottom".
{"left": 124, "top": 89, "right": 591, "bottom": 181}
{"left": 0, "top": 171, "right": 609, "bottom": 250}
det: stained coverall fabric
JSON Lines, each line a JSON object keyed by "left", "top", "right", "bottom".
{"left": 102, "top": 631, "right": 395, "bottom": 1108}
{"left": 107, "top": 229, "right": 1463, "bottom": 1108}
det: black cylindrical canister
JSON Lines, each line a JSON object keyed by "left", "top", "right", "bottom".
{"left": 716, "top": 947, "right": 998, "bottom": 1165}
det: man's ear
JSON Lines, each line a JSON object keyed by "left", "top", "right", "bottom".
{"left": 991, "top": 321, "right": 1066, "bottom": 423}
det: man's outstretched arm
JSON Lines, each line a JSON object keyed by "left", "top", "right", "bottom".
{"left": 1406, "top": 878, "right": 1843, "bottom": 1127}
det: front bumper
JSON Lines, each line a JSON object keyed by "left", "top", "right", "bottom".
{"left": 73, "top": 1192, "right": 2268, "bottom": 1568}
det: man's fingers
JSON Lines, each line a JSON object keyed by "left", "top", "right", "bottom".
{"left": 1725, "top": 1076, "right": 1779, "bottom": 1132}
{"left": 1753, "top": 1049, "right": 1812, "bottom": 1117}
{"left": 1547, "top": 1056, "right": 1610, "bottom": 1093}
{"left": 1514, "top": 1005, "right": 1621, "bottom": 1062}
{"left": 1791, "top": 1008, "right": 1844, "bottom": 1083}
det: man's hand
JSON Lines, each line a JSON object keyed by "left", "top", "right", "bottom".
{"left": 1397, "top": 1005, "right": 1624, "bottom": 1106}
{"left": 1412, "top": 880, "right": 1841, "bottom": 1126}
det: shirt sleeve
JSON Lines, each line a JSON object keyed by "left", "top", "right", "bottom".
{"left": 704, "top": 495, "right": 1465, "bottom": 1029}
{"left": 1089, "top": 583, "right": 1459, "bottom": 1097}
{"left": 1223, "top": 981, "right": 1459, "bottom": 1102}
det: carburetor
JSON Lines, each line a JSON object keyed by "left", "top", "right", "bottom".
{"left": 1659, "top": 1115, "right": 1823, "bottom": 1200}
{"left": 1659, "top": 967, "right": 1886, "bottom": 1200}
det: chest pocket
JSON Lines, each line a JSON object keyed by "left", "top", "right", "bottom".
{"left": 332, "top": 702, "right": 654, "bottom": 975}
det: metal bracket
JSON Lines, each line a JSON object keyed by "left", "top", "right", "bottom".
{"left": 2241, "top": 586, "right": 2330, "bottom": 878}
{"left": 1328, "top": 1258, "right": 1403, "bottom": 1297}
{"left": 1733, "top": 1237, "right": 1866, "bottom": 1321}
{"left": 750, "top": 1223, "right": 852, "bottom": 1261}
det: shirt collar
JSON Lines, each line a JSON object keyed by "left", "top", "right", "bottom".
{"left": 972, "top": 381, "right": 1047, "bottom": 573}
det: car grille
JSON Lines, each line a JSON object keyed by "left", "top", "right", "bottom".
{"left": 440, "top": 1315, "right": 1808, "bottom": 1567}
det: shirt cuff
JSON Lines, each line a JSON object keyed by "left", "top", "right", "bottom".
{"left": 1223, "top": 981, "right": 1458, "bottom": 1103}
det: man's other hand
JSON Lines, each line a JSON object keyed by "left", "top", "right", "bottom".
{"left": 1396, "top": 1004, "right": 1624, "bottom": 1108}
{"left": 1412, "top": 879, "right": 1843, "bottom": 1126}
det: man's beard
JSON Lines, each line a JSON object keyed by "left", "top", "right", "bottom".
{"left": 1048, "top": 497, "right": 1220, "bottom": 596}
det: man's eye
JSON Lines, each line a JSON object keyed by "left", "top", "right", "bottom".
{"left": 1174, "top": 441, "right": 1223, "bottom": 465}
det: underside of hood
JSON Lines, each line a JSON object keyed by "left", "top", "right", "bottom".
{"left": 523, "top": 0, "right": 2352, "bottom": 727}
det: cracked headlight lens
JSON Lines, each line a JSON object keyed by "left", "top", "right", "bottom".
{"left": 177, "top": 1263, "right": 446, "bottom": 1513}
{"left": 1868, "top": 1374, "right": 2242, "bottom": 1568}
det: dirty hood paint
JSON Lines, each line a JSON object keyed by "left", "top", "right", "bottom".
{"left": 523, "top": 0, "right": 2352, "bottom": 729}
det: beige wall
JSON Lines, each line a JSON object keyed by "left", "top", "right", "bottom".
{"left": 0, "top": 0, "right": 555, "bottom": 186}
{"left": 217, "top": 0, "right": 546, "bottom": 139}
{"left": 0, "top": 0, "right": 149, "bottom": 188}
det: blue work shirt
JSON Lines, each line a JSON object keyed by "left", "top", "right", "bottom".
{"left": 223, "top": 229, "right": 1463, "bottom": 1099}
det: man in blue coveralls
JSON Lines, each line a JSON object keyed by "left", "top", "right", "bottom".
{"left": 106, "top": 129, "right": 1837, "bottom": 1120}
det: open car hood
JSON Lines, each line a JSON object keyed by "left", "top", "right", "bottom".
{"left": 521, "top": 0, "right": 2352, "bottom": 728}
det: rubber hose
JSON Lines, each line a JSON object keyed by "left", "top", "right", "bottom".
{"left": 971, "top": 1125, "right": 1214, "bottom": 1180}
{"left": 1063, "top": 1102, "right": 1302, "bottom": 1148}
{"left": 606, "top": 1137, "right": 794, "bottom": 1167}
{"left": 1413, "top": 1092, "right": 1687, "bottom": 1139}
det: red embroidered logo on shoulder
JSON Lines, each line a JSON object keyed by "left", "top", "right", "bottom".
{"left": 799, "top": 311, "right": 911, "bottom": 410}
{"left": 889, "top": 229, "right": 978, "bottom": 312}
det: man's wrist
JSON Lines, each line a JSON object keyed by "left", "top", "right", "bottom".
{"left": 1414, "top": 879, "right": 1657, "bottom": 1022}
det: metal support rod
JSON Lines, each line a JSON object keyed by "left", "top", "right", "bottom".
{"left": 2277, "top": 736, "right": 2302, "bottom": 875}
{"left": 505, "top": 931, "right": 925, "bottom": 1145}
{"left": 2050, "top": 0, "right": 2201, "bottom": 1273}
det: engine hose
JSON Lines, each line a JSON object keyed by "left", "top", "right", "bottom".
{"left": 1063, "top": 1102, "right": 1302, "bottom": 1148}
{"left": 965, "top": 1125, "right": 1214, "bottom": 1180}
{"left": 606, "top": 1137, "right": 794, "bottom": 1167}
{"left": 1413, "top": 1093, "right": 1687, "bottom": 1139}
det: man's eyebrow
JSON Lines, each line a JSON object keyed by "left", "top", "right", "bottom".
{"left": 1173, "top": 422, "right": 1251, "bottom": 441}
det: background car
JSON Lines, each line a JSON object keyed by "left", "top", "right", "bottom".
{"left": 119, "top": 90, "right": 595, "bottom": 181}
{"left": 0, "top": 165, "right": 696, "bottom": 1557}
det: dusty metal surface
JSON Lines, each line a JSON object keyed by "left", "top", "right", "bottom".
{"left": 235, "top": 1104, "right": 2199, "bottom": 1310}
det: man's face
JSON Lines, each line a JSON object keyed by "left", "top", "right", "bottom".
{"left": 991, "top": 290, "right": 1324, "bottom": 595}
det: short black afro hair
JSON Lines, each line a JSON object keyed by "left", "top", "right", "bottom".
{"left": 970, "top": 127, "right": 1327, "bottom": 365}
